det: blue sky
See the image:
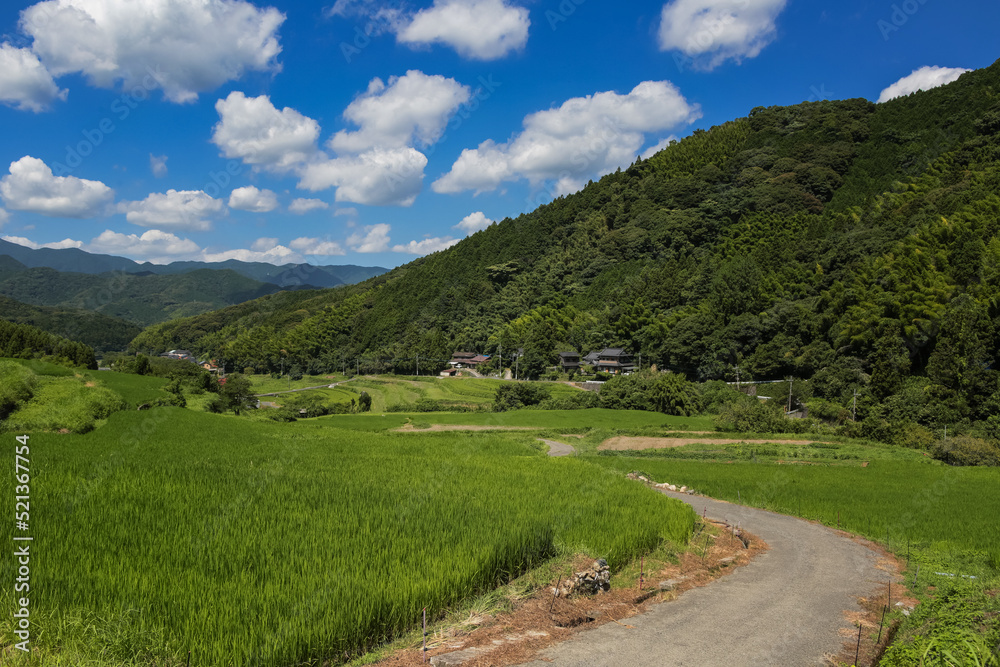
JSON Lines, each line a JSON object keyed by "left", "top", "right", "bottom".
{"left": 0, "top": 0, "right": 996, "bottom": 270}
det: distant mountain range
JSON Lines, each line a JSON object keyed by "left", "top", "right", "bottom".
{"left": 0, "top": 238, "right": 386, "bottom": 289}
{"left": 0, "top": 241, "right": 387, "bottom": 339}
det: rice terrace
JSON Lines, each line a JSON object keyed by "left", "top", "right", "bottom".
{"left": 2, "top": 5, "right": 1000, "bottom": 666}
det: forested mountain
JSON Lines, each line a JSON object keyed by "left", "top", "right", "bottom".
{"left": 0, "top": 294, "right": 142, "bottom": 352}
{"left": 0, "top": 238, "right": 386, "bottom": 288}
{"left": 0, "top": 265, "right": 286, "bottom": 328}
{"left": 133, "top": 60, "right": 1000, "bottom": 433}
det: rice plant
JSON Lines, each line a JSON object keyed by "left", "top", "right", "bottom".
{"left": 0, "top": 408, "right": 694, "bottom": 665}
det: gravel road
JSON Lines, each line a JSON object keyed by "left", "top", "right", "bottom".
{"left": 520, "top": 491, "right": 887, "bottom": 666}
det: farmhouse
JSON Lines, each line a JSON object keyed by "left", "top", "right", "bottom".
{"left": 559, "top": 351, "right": 581, "bottom": 372}
{"left": 449, "top": 352, "right": 489, "bottom": 369}
{"left": 160, "top": 349, "right": 196, "bottom": 362}
{"left": 595, "top": 348, "right": 635, "bottom": 374}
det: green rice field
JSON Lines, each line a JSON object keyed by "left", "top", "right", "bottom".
{"left": 0, "top": 408, "right": 695, "bottom": 666}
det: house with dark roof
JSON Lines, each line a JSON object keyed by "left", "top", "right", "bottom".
{"left": 559, "top": 351, "right": 581, "bottom": 372}
{"left": 596, "top": 348, "right": 635, "bottom": 374}
{"left": 449, "top": 352, "right": 489, "bottom": 369}
{"left": 582, "top": 351, "right": 601, "bottom": 367}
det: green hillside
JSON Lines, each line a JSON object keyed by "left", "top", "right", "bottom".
{"left": 132, "top": 60, "right": 1000, "bottom": 437}
{"left": 0, "top": 294, "right": 142, "bottom": 352}
{"left": 0, "top": 265, "right": 285, "bottom": 327}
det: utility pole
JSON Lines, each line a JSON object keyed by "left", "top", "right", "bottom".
{"left": 736, "top": 365, "right": 740, "bottom": 391}
{"left": 515, "top": 355, "right": 519, "bottom": 381}
{"left": 416, "top": 354, "right": 419, "bottom": 376}
{"left": 498, "top": 343, "right": 502, "bottom": 378}
{"left": 852, "top": 388, "right": 858, "bottom": 422}
{"left": 787, "top": 378, "right": 793, "bottom": 413}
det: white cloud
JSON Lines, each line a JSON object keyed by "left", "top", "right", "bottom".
{"left": 392, "top": 236, "right": 460, "bottom": 255}
{"left": 228, "top": 185, "right": 278, "bottom": 212}
{"left": 251, "top": 237, "right": 279, "bottom": 252}
{"left": 21, "top": 0, "right": 285, "bottom": 103}
{"left": 657, "top": 0, "right": 787, "bottom": 70}
{"left": 0, "top": 156, "right": 113, "bottom": 217}
{"left": 0, "top": 42, "right": 66, "bottom": 112}
{"left": 289, "top": 237, "right": 346, "bottom": 256}
{"left": 298, "top": 148, "right": 427, "bottom": 206}
{"left": 118, "top": 189, "right": 225, "bottom": 231}
{"left": 334, "top": 207, "right": 358, "bottom": 217}
{"left": 347, "top": 223, "right": 391, "bottom": 253}
{"left": 212, "top": 91, "right": 320, "bottom": 171}
{"left": 149, "top": 154, "right": 168, "bottom": 178}
{"left": 329, "top": 71, "right": 470, "bottom": 153}
{"left": 397, "top": 0, "right": 530, "bottom": 60}
{"left": 641, "top": 135, "right": 678, "bottom": 160}
{"left": 86, "top": 229, "right": 199, "bottom": 262}
{"left": 1, "top": 234, "right": 82, "bottom": 249}
{"left": 0, "top": 209, "right": 8, "bottom": 228}
{"left": 288, "top": 198, "right": 329, "bottom": 214}
{"left": 877, "top": 66, "right": 971, "bottom": 103}
{"left": 434, "top": 81, "right": 700, "bottom": 194}
{"left": 200, "top": 244, "right": 302, "bottom": 264}
{"left": 454, "top": 211, "right": 494, "bottom": 235}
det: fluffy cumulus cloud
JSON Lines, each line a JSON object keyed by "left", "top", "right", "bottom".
{"left": 2, "top": 234, "right": 82, "bottom": 249}
{"left": 397, "top": 0, "right": 529, "bottom": 60}
{"left": 228, "top": 185, "right": 278, "bottom": 212}
{"left": 86, "top": 229, "right": 200, "bottom": 262}
{"left": 20, "top": 0, "right": 285, "bottom": 103}
{"left": 391, "top": 236, "right": 459, "bottom": 255}
{"left": 877, "top": 66, "right": 971, "bottom": 103}
{"left": 0, "top": 43, "right": 66, "bottom": 112}
{"left": 288, "top": 237, "right": 346, "bottom": 256}
{"left": 212, "top": 91, "right": 320, "bottom": 171}
{"left": 658, "top": 0, "right": 787, "bottom": 70}
{"left": 347, "top": 223, "right": 391, "bottom": 253}
{"left": 288, "top": 198, "right": 329, "bottom": 214}
{"left": 298, "top": 148, "right": 427, "bottom": 207}
{"left": 0, "top": 156, "right": 113, "bottom": 217}
{"left": 118, "top": 189, "right": 225, "bottom": 231}
{"left": 454, "top": 211, "right": 494, "bottom": 235}
{"left": 434, "top": 80, "right": 701, "bottom": 195}
{"left": 329, "top": 71, "right": 470, "bottom": 153}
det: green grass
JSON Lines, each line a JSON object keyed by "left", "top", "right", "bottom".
{"left": 391, "top": 408, "right": 700, "bottom": 431}
{"left": 89, "top": 370, "right": 170, "bottom": 406}
{"left": 248, "top": 373, "right": 348, "bottom": 395}
{"left": 3, "top": 376, "right": 127, "bottom": 433}
{"left": 0, "top": 408, "right": 695, "bottom": 666}
{"left": 3, "top": 357, "right": 78, "bottom": 376}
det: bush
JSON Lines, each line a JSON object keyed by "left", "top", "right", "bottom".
{"left": 534, "top": 391, "right": 600, "bottom": 410}
{"left": 933, "top": 435, "right": 1000, "bottom": 466}
{"left": 493, "top": 383, "right": 551, "bottom": 412}
{"left": 715, "top": 395, "right": 787, "bottom": 433}
{"left": 0, "top": 361, "right": 38, "bottom": 419}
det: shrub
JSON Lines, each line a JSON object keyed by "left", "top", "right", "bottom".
{"left": 493, "top": 383, "right": 551, "bottom": 412}
{"left": 933, "top": 435, "right": 1000, "bottom": 466}
{"left": 715, "top": 395, "right": 787, "bottom": 433}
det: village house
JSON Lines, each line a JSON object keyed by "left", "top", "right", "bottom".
{"left": 449, "top": 351, "right": 489, "bottom": 369}
{"left": 595, "top": 348, "right": 635, "bottom": 374}
{"left": 558, "top": 351, "right": 581, "bottom": 372}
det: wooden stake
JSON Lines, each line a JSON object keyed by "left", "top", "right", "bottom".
{"left": 854, "top": 624, "right": 862, "bottom": 666}
{"left": 422, "top": 607, "right": 427, "bottom": 663}
{"left": 877, "top": 605, "right": 888, "bottom": 644}
{"left": 550, "top": 576, "right": 562, "bottom": 612}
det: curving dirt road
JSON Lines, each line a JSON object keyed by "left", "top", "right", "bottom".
{"left": 520, "top": 491, "right": 888, "bottom": 666}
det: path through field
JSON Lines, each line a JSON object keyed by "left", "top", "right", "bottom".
{"left": 520, "top": 491, "right": 888, "bottom": 666}
{"left": 539, "top": 438, "right": 576, "bottom": 457}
